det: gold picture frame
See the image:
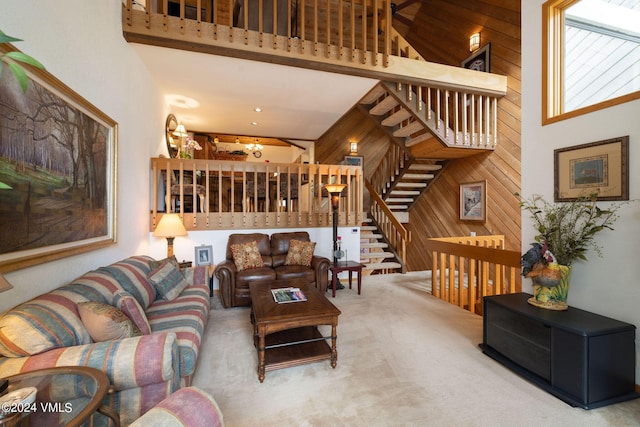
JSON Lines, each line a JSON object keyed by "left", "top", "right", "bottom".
{"left": 554, "top": 136, "right": 629, "bottom": 202}
{"left": 0, "top": 44, "right": 117, "bottom": 273}
{"left": 459, "top": 180, "right": 487, "bottom": 222}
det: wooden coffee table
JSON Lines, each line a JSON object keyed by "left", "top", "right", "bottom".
{"left": 249, "top": 278, "right": 341, "bottom": 382}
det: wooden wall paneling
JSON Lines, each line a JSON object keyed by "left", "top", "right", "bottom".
{"left": 404, "top": 0, "right": 522, "bottom": 270}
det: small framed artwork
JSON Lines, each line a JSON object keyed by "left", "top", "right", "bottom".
{"left": 554, "top": 136, "right": 629, "bottom": 202}
{"left": 459, "top": 180, "right": 487, "bottom": 222}
{"left": 461, "top": 43, "right": 491, "bottom": 72}
{"left": 344, "top": 155, "right": 364, "bottom": 167}
{"left": 194, "top": 245, "right": 213, "bottom": 266}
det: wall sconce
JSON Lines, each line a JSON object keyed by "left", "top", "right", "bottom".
{"left": 469, "top": 32, "right": 480, "bottom": 52}
{"left": 350, "top": 142, "right": 358, "bottom": 153}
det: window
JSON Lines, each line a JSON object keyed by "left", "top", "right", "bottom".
{"left": 543, "top": 0, "right": 640, "bottom": 124}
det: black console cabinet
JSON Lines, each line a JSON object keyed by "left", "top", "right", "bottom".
{"left": 481, "top": 293, "right": 638, "bottom": 409}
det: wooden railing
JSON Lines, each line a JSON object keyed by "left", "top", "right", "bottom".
{"left": 385, "top": 81, "right": 500, "bottom": 149}
{"left": 365, "top": 180, "right": 410, "bottom": 270}
{"left": 369, "top": 142, "right": 413, "bottom": 197}
{"left": 150, "top": 157, "right": 363, "bottom": 230}
{"left": 425, "top": 236, "right": 522, "bottom": 315}
{"left": 122, "top": 0, "right": 509, "bottom": 95}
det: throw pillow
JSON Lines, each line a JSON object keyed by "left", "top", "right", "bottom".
{"left": 77, "top": 302, "right": 141, "bottom": 342}
{"left": 113, "top": 291, "right": 152, "bottom": 335}
{"left": 284, "top": 239, "right": 316, "bottom": 267}
{"left": 230, "top": 241, "right": 265, "bottom": 271}
{"left": 148, "top": 259, "right": 189, "bottom": 301}
{"left": 149, "top": 255, "right": 180, "bottom": 271}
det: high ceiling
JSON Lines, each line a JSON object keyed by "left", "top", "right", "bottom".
{"left": 131, "top": 43, "right": 379, "bottom": 146}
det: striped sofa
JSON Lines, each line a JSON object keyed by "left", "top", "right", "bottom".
{"left": 0, "top": 256, "right": 211, "bottom": 426}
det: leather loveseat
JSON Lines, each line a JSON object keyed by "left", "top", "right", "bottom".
{"left": 214, "top": 231, "right": 330, "bottom": 308}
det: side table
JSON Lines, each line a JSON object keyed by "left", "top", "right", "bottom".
{"left": 329, "top": 261, "right": 365, "bottom": 298}
{"left": 0, "top": 366, "right": 119, "bottom": 427}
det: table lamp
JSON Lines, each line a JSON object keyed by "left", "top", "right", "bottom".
{"left": 153, "top": 214, "right": 188, "bottom": 258}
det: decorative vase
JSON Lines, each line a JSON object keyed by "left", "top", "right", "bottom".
{"left": 526, "top": 263, "right": 572, "bottom": 311}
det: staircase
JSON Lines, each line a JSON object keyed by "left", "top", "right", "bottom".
{"left": 359, "top": 215, "right": 403, "bottom": 273}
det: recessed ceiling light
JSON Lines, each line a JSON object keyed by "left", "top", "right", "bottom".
{"left": 254, "top": 107, "right": 263, "bottom": 112}
{"left": 251, "top": 122, "right": 259, "bottom": 126}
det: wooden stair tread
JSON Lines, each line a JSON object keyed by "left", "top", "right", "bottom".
{"left": 402, "top": 173, "right": 435, "bottom": 180}
{"left": 369, "top": 96, "right": 399, "bottom": 115}
{"left": 360, "top": 85, "right": 386, "bottom": 104}
{"left": 405, "top": 132, "right": 433, "bottom": 147}
{"left": 360, "top": 251, "right": 394, "bottom": 260}
{"left": 361, "top": 242, "right": 388, "bottom": 248}
{"left": 408, "top": 163, "right": 443, "bottom": 171}
{"left": 393, "top": 120, "right": 424, "bottom": 137}
{"left": 381, "top": 109, "right": 411, "bottom": 126}
{"left": 363, "top": 262, "right": 402, "bottom": 270}
{"left": 395, "top": 182, "right": 427, "bottom": 188}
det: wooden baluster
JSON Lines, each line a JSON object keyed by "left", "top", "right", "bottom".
{"left": 326, "top": 0, "right": 331, "bottom": 58}
{"left": 338, "top": 0, "right": 344, "bottom": 59}
{"left": 243, "top": 0, "right": 249, "bottom": 44}
{"left": 492, "top": 97, "right": 498, "bottom": 148}
{"left": 454, "top": 91, "right": 459, "bottom": 144}
{"left": 179, "top": 0, "right": 185, "bottom": 33}
{"left": 192, "top": 162, "right": 197, "bottom": 225}
{"left": 196, "top": 0, "right": 202, "bottom": 36}
{"left": 287, "top": 0, "right": 292, "bottom": 51}
{"left": 462, "top": 92, "right": 468, "bottom": 145}
{"left": 485, "top": 96, "right": 491, "bottom": 148}
{"left": 125, "top": 0, "right": 133, "bottom": 27}
{"left": 152, "top": 160, "right": 158, "bottom": 221}
{"left": 427, "top": 87, "right": 432, "bottom": 121}
{"left": 351, "top": 0, "right": 356, "bottom": 61}
{"left": 361, "top": 0, "right": 367, "bottom": 64}
{"left": 242, "top": 166, "right": 247, "bottom": 227}
{"left": 448, "top": 254, "right": 455, "bottom": 304}
{"left": 217, "top": 164, "right": 222, "bottom": 227}
{"left": 469, "top": 258, "right": 477, "bottom": 313}
{"left": 205, "top": 163, "right": 210, "bottom": 228}
{"left": 417, "top": 86, "right": 423, "bottom": 112}
{"left": 314, "top": 0, "right": 319, "bottom": 56}
{"left": 300, "top": 0, "right": 306, "bottom": 53}
{"left": 273, "top": 0, "right": 278, "bottom": 49}
{"left": 384, "top": 0, "right": 391, "bottom": 67}
{"left": 259, "top": 0, "right": 264, "bottom": 47}
{"left": 444, "top": 90, "right": 449, "bottom": 140}
{"left": 373, "top": 0, "right": 378, "bottom": 66}
{"left": 470, "top": 94, "right": 476, "bottom": 146}
{"left": 163, "top": 0, "right": 169, "bottom": 31}
{"left": 478, "top": 95, "right": 484, "bottom": 148}
{"left": 436, "top": 90, "right": 441, "bottom": 131}
{"left": 165, "top": 160, "right": 172, "bottom": 214}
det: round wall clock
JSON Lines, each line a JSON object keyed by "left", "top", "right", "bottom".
{"left": 253, "top": 151, "right": 262, "bottom": 158}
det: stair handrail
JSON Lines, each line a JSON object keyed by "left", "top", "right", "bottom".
{"left": 425, "top": 237, "right": 522, "bottom": 315}
{"left": 370, "top": 142, "right": 413, "bottom": 197}
{"left": 365, "top": 179, "right": 410, "bottom": 271}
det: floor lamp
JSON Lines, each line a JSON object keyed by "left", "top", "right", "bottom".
{"left": 153, "top": 213, "right": 188, "bottom": 258}
{"left": 325, "top": 183, "right": 347, "bottom": 289}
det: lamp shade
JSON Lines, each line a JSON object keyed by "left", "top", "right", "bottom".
{"left": 172, "top": 123, "right": 188, "bottom": 138}
{"left": 324, "top": 183, "right": 347, "bottom": 195}
{"left": 153, "top": 214, "right": 188, "bottom": 238}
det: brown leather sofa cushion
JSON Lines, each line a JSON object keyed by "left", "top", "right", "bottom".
{"left": 275, "top": 265, "right": 315, "bottom": 283}
{"left": 235, "top": 267, "right": 277, "bottom": 289}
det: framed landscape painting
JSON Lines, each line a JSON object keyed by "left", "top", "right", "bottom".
{"left": 0, "top": 44, "right": 117, "bottom": 273}
{"left": 554, "top": 136, "right": 629, "bottom": 202}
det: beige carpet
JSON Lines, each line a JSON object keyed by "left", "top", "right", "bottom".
{"left": 192, "top": 272, "right": 640, "bottom": 426}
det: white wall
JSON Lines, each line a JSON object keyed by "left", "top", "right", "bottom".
{"left": 0, "top": 0, "right": 163, "bottom": 312}
{"left": 522, "top": 1, "right": 640, "bottom": 378}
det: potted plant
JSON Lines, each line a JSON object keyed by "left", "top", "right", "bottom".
{"left": 518, "top": 192, "right": 624, "bottom": 310}
{"left": 0, "top": 30, "right": 44, "bottom": 91}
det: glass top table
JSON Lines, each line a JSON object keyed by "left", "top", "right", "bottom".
{"left": 0, "top": 366, "right": 118, "bottom": 427}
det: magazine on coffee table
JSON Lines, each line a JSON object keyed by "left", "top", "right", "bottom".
{"left": 272, "top": 287, "right": 307, "bottom": 303}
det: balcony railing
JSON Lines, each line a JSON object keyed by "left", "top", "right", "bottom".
{"left": 425, "top": 236, "right": 522, "bottom": 315}
{"left": 150, "top": 157, "right": 363, "bottom": 230}
{"left": 122, "top": 0, "right": 509, "bottom": 95}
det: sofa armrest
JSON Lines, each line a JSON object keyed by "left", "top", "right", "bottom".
{"left": 0, "top": 332, "right": 180, "bottom": 392}
{"left": 129, "top": 387, "right": 224, "bottom": 427}
{"left": 215, "top": 261, "right": 237, "bottom": 308}
{"left": 311, "top": 255, "right": 330, "bottom": 294}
